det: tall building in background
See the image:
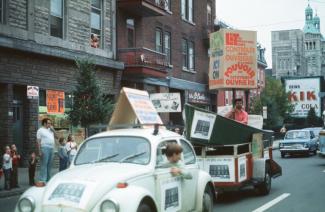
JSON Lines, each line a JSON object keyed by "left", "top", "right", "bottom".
{"left": 272, "top": 4, "right": 325, "bottom": 79}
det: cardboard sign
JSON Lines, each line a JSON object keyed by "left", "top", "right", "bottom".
{"left": 109, "top": 87, "right": 163, "bottom": 128}
{"left": 47, "top": 90, "right": 65, "bottom": 114}
{"left": 190, "top": 110, "right": 216, "bottom": 140}
{"left": 209, "top": 29, "right": 257, "bottom": 90}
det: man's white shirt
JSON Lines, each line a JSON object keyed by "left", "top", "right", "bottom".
{"left": 37, "top": 127, "right": 55, "bottom": 148}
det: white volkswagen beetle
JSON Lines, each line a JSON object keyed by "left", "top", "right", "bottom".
{"left": 16, "top": 128, "right": 216, "bottom": 212}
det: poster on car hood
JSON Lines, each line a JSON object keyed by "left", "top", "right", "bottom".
{"left": 150, "top": 93, "right": 181, "bottom": 113}
{"left": 285, "top": 77, "right": 321, "bottom": 117}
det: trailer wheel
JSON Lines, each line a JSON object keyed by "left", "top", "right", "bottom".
{"left": 256, "top": 164, "right": 271, "bottom": 195}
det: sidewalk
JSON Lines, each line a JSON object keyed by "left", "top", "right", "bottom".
{"left": 0, "top": 167, "right": 58, "bottom": 198}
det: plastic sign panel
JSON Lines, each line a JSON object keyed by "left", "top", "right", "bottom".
{"left": 285, "top": 77, "right": 321, "bottom": 117}
{"left": 109, "top": 87, "right": 163, "bottom": 127}
{"left": 150, "top": 93, "right": 181, "bottom": 113}
{"left": 47, "top": 90, "right": 65, "bottom": 114}
{"left": 190, "top": 110, "right": 216, "bottom": 140}
{"left": 27, "top": 85, "right": 39, "bottom": 99}
{"left": 209, "top": 29, "right": 257, "bottom": 90}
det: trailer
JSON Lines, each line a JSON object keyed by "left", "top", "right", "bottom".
{"left": 183, "top": 104, "right": 282, "bottom": 195}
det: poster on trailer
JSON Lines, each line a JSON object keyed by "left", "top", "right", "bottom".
{"left": 285, "top": 77, "right": 321, "bottom": 117}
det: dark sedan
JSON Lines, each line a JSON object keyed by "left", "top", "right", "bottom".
{"left": 279, "top": 129, "right": 318, "bottom": 158}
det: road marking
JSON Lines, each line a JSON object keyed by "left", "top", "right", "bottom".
{"left": 252, "top": 193, "right": 291, "bottom": 212}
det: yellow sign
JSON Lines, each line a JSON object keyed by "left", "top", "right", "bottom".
{"left": 209, "top": 29, "right": 257, "bottom": 90}
{"left": 47, "top": 90, "right": 65, "bottom": 114}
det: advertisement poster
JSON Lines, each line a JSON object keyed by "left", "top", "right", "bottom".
{"left": 238, "top": 156, "right": 247, "bottom": 182}
{"left": 205, "top": 157, "right": 235, "bottom": 182}
{"left": 47, "top": 90, "right": 65, "bottom": 114}
{"left": 190, "top": 110, "right": 216, "bottom": 140}
{"left": 160, "top": 178, "right": 182, "bottom": 212}
{"left": 285, "top": 77, "right": 321, "bottom": 117}
{"left": 150, "top": 93, "right": 181, "bottom": 113}
{"left": 209, "top": 29, "right": 257, "bottom": 90}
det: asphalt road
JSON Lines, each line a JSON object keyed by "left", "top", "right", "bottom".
{"left": 213, "top": 150, "right": 325, "bottom": 212}
{"left": 2, "top": 150, "right": 325, "bottom": 212}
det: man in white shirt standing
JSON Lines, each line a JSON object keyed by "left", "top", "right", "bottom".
{"left": 36, "top": 118, "right": 56, "bottom": 185}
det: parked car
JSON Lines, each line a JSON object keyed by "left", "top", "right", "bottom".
{"left": 15, "top": 128, "right": 215, "bottom": 212}
{"left": 279, "top": 129, "right": 318, "bottom": 158}
{"left": 303, "top": 127, "right": 323, "bottom": 150}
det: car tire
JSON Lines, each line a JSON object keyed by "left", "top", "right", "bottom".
{"left": 256, "top": 164, "right": 271, "bottom": 195}
{"left": 137, "top": 203, "right": 152, "bottom": 212}
{"left": 202, "top": 185, "right": 213, "bottom": 212}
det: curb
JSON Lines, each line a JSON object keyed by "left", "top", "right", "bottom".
{"left": 0, "top": 186, "right": 29, "bottom": 198}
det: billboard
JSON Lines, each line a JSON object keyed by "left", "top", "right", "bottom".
{"left": 47, "top": 90, "right": 65, "bottom": 114}
{"left": 209, "top": 29, "right": 257, "bottom": 90}
{"left": 285, "top": 77, "right": 321, "bottom": 117}
{"left": 150, "top": 93, "right": 181, "bottom": 113}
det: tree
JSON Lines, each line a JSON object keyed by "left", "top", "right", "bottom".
{"left": 306, "top": 107, "right": 321, "bottom": 127}
{"left": 250, "top": 77, "right": 294, "bottom": 129}
{"left": 67, "top": 59, "right": 114, "bottom": 137}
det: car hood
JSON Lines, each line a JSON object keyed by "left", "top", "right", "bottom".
{"left": 42, "top": 163, "right": 152, "bottom": 210}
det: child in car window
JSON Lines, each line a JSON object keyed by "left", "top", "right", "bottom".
{"left": 165, "top": 143, "right": 192, "bottom": 180}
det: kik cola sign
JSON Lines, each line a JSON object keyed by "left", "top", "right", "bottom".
{"left": 285, "top": 78, "right": 321, "bottom": 117}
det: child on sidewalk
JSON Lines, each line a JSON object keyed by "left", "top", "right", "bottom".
{"left": 28, "top": 152, "right": 38, "bottom": 186}
{"left": 58, "top": 137, "right": 68, "bottom": 171}
{"left": 2, "top": 146, "right": 12, "bottom": 190}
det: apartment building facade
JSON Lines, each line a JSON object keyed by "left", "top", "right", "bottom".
{"left": 0, "top": 0, "right": 123, "bottom": 164}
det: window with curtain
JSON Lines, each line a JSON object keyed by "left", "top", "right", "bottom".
{"left": 182, "top": 38, "right": 188, "bottom": 69}
{"left": 181, "top": 0, "right": 193, "bottom": 22}
{"left": 50, "top": 0, "right": 63, "bottom": 38}
{"left": 155, "top": 28, "right": 163, "bottom": 53}
{"left": 188, "top": 41, "right": 194, "bottom": 70}
{"left": 182, "top": 39, "right": 195, "bottom": 71}
{"left": 127, "top": 19, "right": 135, "bottom": 48}
{"left": 164, "top": 32, "right": 171, "bottom": 64}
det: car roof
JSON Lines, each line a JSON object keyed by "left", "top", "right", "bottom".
{"left": 87, "top": 128, "right": 181, "bottom": 144}
{"left": 287, "top": 129, "right": 309, "bottom": 133}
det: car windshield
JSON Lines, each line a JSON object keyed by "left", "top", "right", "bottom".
{"left": 75, "top": 136, "right": 150, "bottom": 165}
{"left": 285, "top": 131, "right": 308, "bottom": 139}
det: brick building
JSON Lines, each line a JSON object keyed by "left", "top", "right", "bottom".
{"left": 0, "top": 0, "right": 123, "bottom": 165}
{"left": 117, "top": 0, "right": 217, "bottom": 127}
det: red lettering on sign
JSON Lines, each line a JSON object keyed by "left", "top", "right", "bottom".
{"left": 226, "top": 33, "right": 239, "bottom": 45}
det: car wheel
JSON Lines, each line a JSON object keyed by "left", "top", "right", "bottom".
{"left": 202, "top": 185, "right": 213, "bottom": 212}
{"left": 137, "top": 203, "right": 152, "bottom": 212}
{"left": 256, "top": 164, "right": 271, "bottom": 195}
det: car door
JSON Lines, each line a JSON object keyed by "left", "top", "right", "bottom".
{"left": 154, "top": 140, "right": 183, "bottom": 212}
{"left": 179, "top": 139, "right": 198, "bottom": 211}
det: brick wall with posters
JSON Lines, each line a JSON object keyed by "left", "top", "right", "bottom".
{"left": 117, "top": 0, "right": 215, "bottom": 84}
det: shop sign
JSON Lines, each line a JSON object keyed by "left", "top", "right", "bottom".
{"left": 27, "top": 85, "right": 39, "bottom": 99}
{"left": 150, "top": 93, "right": 181, "bottom": 113}
{"left": 47, "top": 90, "right": 65, "bottom": 114}
{"left": 209, "top": 29, "right": 257, "bottom": 90}
{"left": 188, "top": 91, "right": 209, "bottom": 104}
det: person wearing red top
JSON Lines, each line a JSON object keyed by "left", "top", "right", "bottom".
{"left": 10, "top": 144, "right": 20, "bottom": 188}
{"left": 225, "top": 98, "right": 248, "bottom": 125}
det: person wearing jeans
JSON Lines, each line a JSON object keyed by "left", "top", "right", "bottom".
{"left": 36, "top": 118, "right": 56, "bottom": 185}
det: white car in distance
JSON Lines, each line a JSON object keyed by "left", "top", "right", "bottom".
{"left": 16, "top": 127, "right": 216, "bottom": 212}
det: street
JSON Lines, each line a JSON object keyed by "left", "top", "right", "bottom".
{"left": 213, "top": 150, "right": 325, "bottom": 212}
{"left": 2, "top": 150, "right": 325, "bottom": 212}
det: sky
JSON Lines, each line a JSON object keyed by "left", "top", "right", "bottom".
{"left": 215, "top": 0, "right": 325, "bottom": 68}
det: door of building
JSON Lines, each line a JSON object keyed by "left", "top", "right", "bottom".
{"left": 12, "top": 100, "right": 23, "bottom": 153}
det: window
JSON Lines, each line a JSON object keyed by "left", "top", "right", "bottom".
{"left": 207, "top": 4, "right": 212, "bottom": 26}
{"left": 91, "top": 0, "right": 102, "bottom": 44}
{"left": 50, "top": 0, "right": 63, "bottom": 38}
{"left": 180, "top": 139, "right": 196, "bottom": 165}
{"left": 0, "top": 0, "right": 6, "bottom": 24}
{"left": 164, "top": 32, "right": 171, "bottom": 64}
{"left": 127, "top": 19, "right": 135, "bottom": 48}
{"left": 155, "top": 28, "right": 163, "bottom": 53}
{"left": 182, "top": 39, "right": 195, "bottom": 71}
{"left": 181, "top": 0, "right": 193, "bottom": 22}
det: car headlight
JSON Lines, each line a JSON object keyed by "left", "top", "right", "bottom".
{"left": 100, "top": 199, "right": 119, "bottom": 212}
{"left": 279, "top": 143, "right": 284, "bottom": 148}
{"left": 18, "top": 196, "right": 35, "bottom": 212}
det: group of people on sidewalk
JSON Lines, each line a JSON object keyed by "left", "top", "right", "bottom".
{"left": 1, "top": 118, "right": 78, "bottom": 190}
{"left": 35, "top": 118, "right": 78, "bottom": 186}
{"left": 0, "top": 144, "right": 21, "bottom": 190}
